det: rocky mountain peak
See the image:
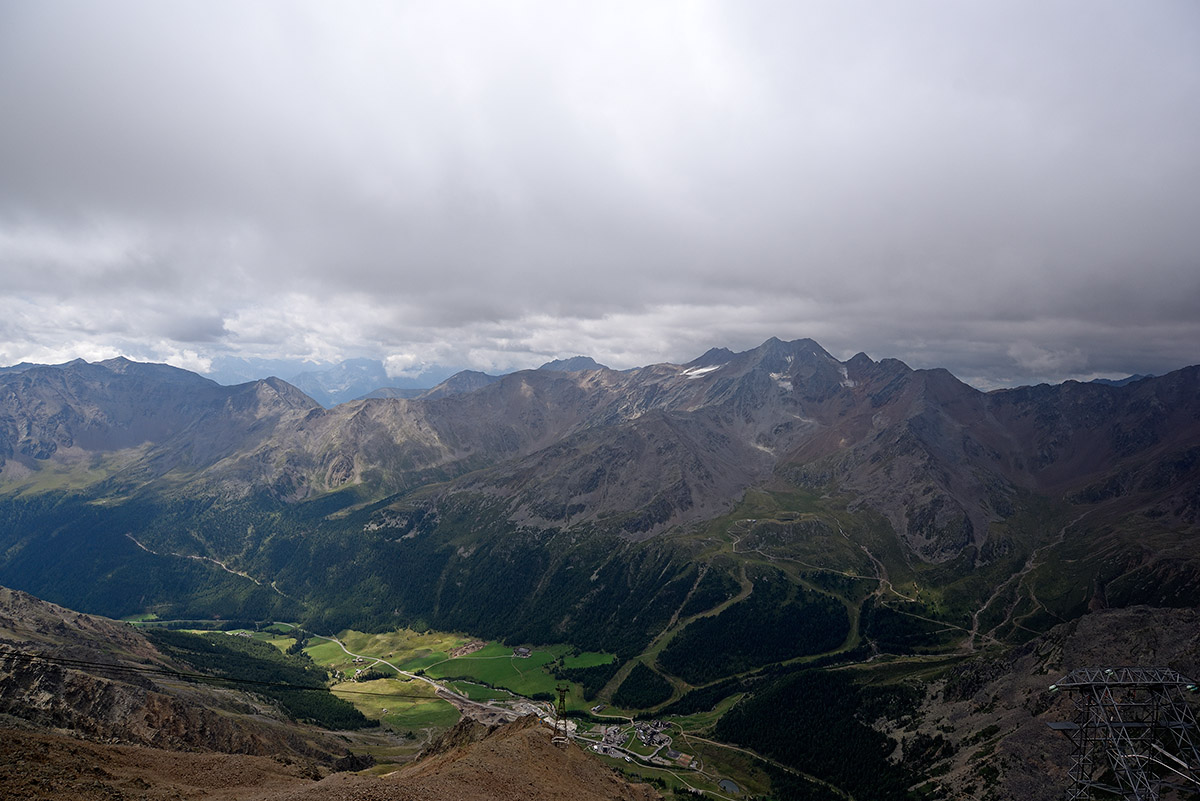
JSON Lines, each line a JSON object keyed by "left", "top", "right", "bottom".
{"left": 538, "top": 355, "right": 608, "bottom": 372}
{"left": 420, "top": 369, "right": 502, "bottom": 400}
{"left": 97, "top": 355, "right": 135, "bottom": 371}
{"left": 742, "top": 337, "right": 837, "bottom": 370}
{"left": 686, "top": 347, "right": 735, "bottom": 368}
{"left": 253, "top": 376, "right": 323, "bottom": 410}
{"left": 846, "top": 351, "right": 874, "bottom": 368}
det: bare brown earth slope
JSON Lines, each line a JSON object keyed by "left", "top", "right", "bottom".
{"left": 0, "top": 727, "right": 320, "bottom": 801}
{"left": 261, "top": 716, "right": 661, "bottom": 801}
{"left": 0, "top": 715, "right": 661, "bottom": 801}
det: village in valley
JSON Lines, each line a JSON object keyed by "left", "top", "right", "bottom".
{"left": 260, "top": 627, "right": 745, "bottom": 796}
{"left": 579, "top": 718, "right": 699, "bottom": 771}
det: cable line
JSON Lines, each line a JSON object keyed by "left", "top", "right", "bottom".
{"left": 0, "top": 649, "right": 439, "bottom": 699}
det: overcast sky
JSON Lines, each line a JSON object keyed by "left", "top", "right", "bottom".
{"left": 1, "top": 1, "right": 1197, "bottom": 388}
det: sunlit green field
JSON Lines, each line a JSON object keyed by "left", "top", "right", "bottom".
{"left": 446, "top": 680, "right": 517, "bottom": 703}
{"left": 302, "top": 637, "right": 356, "bottom": 670}
{"left": 297, "top": 625, "right": 616, "bottom": 713}
{"left": 423, "top": 642, "right": 568, "bottom": 697}
{"left": 297, "top": 628, "right": 463, "bottom": 677}
{"left": 336, "top": 628, "right": 469, "bottom": 671}
{"left": 331, "top": 677, "right": 460, "bottom": 734}
{"left": 251, "top": 631, "right": 296, "bottom": 652}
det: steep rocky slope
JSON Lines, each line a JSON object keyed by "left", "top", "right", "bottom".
{"left": 0, "top": 586, "right": 348, "bottom": 761}
{"left": 0, "top": 726, "right": 322, "bottom": 801}
{"left": 0, "top": 357, "right": 319, "bottom": 493}
{"left": 902, "top": 605, "right": 1200, "bottom": 801}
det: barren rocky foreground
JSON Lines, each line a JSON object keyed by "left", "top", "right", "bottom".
{"left": 0, "top": 715, "right": 660, "bottom": 801}
{"left": 270, "top": 716, "right": 660, "bottom": 801}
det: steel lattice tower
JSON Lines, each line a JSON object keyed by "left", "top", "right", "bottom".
{"left": 552, "top": 683, "right": 570, "bottom": 747}
{"left": 1047, "top": 667, "right": 1200, "bottom": 800}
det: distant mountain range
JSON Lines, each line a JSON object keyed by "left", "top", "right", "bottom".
{"left": 4, "top": 352, "right": 1154, "bottom": 408}
{"left": 2, "top": 340, "right": 1195, "bottom": 555}
{"left": 197, "top": 355, "right": 459, "bottom": 407}
{"left": 1089, "top": 373, "right": 1154, "bottom": 387}
{"left": 3, "top": 339, "right": 1193, "bottom": 552}
{"left": 189, "top": 354, "right": 611, "bottom": 407}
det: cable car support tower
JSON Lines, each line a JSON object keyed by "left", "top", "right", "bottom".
{"left": 1047, "top": 667, "right": 1200, "bottom": 800}
{"left": 552, "top": 683, "right": 570, "bottom": 748}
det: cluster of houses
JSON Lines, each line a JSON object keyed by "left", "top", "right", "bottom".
{"left": 635, "top": 721, "right": 695, "bottom": 766}
{"left": 590, "top": 726, "right": 628, "bottom": 759}
{"left": 633, "top": 720, "right": 670, "bottom": 748}
{"left": 584, "top": 720, "right": 696, "bottom": 769}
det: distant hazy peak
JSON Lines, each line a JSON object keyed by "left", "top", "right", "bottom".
{"left": 1090, "top": 374, "right": 1154, "bottom": 387}
{"left": 538, "top": 356, "right": 608, "bottom": 372}
{"left": 359, "top": 387, "right": 427, "bottom": 400}
{"left": 442, "top": 369, "right": 499, "bottom": 380}
{"left": 290, "top": 356, "right": 381, "bottom": 379}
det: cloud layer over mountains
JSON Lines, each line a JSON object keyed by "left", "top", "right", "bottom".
{"left": 2, "top": 1, "right": 1198, "bottom": 388}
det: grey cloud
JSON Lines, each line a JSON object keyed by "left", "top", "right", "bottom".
{"left": 160, "top": 314, "right": 227, "bottom": 344}
{"left": 0, "top": 1, "right": 1197, "bottom": 386}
